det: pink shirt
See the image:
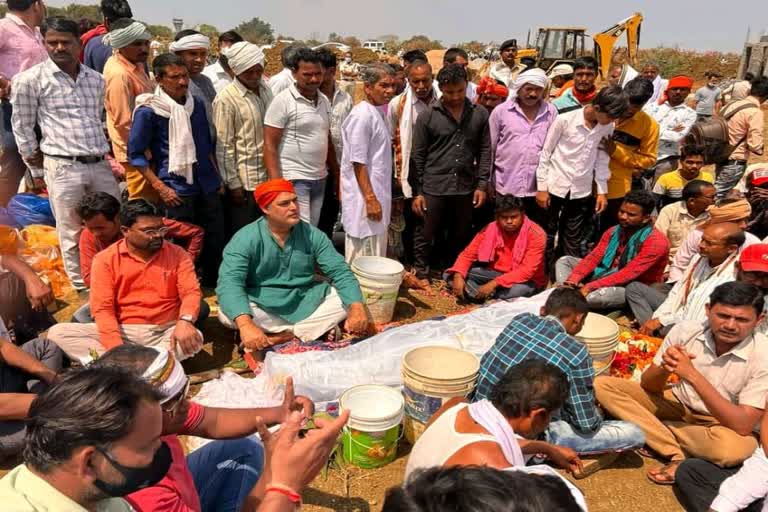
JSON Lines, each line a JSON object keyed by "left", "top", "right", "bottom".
{"left": 0, "top": 13, "right": 47, "bottom": 80}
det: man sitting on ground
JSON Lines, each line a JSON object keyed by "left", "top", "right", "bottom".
{"left": 0, "top": 317, "right": 62, "bottom": 461}
{"left": 654, "top": 179, "right": 716, "bottom": 266}
{"left": 445, "top": 195, "right": 546, "bottom": 302}
{"left": 670, "top": 198, "right": 760, "bottom": 282}
{"left": 77, "top": 192, "right": 203, "bottom": 289}
{"left": 93, "top": 344, "right": 313, "bottom": 511}
{"left": 596, "top": 281, "right": 768, "bottom": 485}
{"left": 557, "top": 190, "right": 669, "bottom": 309}
{"left": 406, "top": 360, "right": 582, "bottom": 479}
{"left": 630, "top": 222, "right": 744, "bottom": 336}
{"left": 217, "top": 179, "right": 369, "bottom": 351}
{"left": 0, "top": 253, "right": 55, "bottom": 345}
{"left": 653, "top": 144, "right": 714, "bottom": 208}
{"left": 47, "top": 200, "right": 204, "bottom": 363}
{"left": 474, "top": 288, "right": 644, "bottom": 474}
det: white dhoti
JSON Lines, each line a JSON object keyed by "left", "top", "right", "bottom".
{"left": 344, "top": 233, "right": 387, "bottom": 263}
{"left": 218, "top": 288, "right": 348, "bottom": 342}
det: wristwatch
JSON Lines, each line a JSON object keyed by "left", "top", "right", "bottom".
{"left": 179, "top": 314, "right": 195, "bottom": 324}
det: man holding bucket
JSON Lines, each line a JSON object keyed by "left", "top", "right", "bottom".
{"left": 216, "top": 179, "right": 370, "bottom": 351}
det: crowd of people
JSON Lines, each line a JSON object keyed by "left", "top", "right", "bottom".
{"left": 2, "top": 0, "right": 768, "bottom": 510}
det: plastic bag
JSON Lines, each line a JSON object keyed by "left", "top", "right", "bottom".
{"left": 0, "top": 207, "right": 19, "bottom": 228}
{"left": 19, "top": 225, "right": 71, "bottom": 296}
{"left": 7, "top": 193, "right": 55, "bottom": 227}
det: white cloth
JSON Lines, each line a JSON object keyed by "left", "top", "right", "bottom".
{"left": 169, "top": 34, "right": 210, "bottom": 53}
{"left": 223, "top": 41, "right": 265, "bottom": 76}
{"left": 648, "top": 74, "right": 667, "bottom": 105}
{"left": 644, "top": 101, "right": 698, "bottom": 160}
{"left": 328, "top": 86, "right": 354, "bottom": 167}
{"left": 341, "top": 101, "right": 392, "bottom": 239}
{"left": 466, "top": 81, "right": 477, "bottom": 103}
{"left": 711, "top": 446, "right": 768, "bottom": 512}
{"left": 202, "top": 61, "right": 232, "bottom": 94}
{"left": 548, "top": 64, "right": 574, "bottom": 79}
{"left": 263, "top": 85, "right": 331, "bottom": 181}
{"left": 467, "top": 400, "right": 526, "bottom": 467}
{"left": 653, "top": 253, "right": 738, "bottom": 326}
{"left": 536, "top": 108, "right": 614, "bottom": 199}
{"left": 268, "top": 67, "right": 294, "bottom": 96}
{"left": 404, "top": 403, "right": 502, "bottom": 479}
{"left": 510, "top": 68, "right": 548, "bottom": 100}
{"left": 102, "top": 21, "right": 151, "bottom": 49}
{"left": 141, "top": 347, "right": 188, "bottom": 403}
{"left": 507, "top": 466, "right": 589, "bottom": 511}
{"left": 135, "top": 86, "right": 197, "bottom": 184}
{"left": 217, "top": 287, "right": 347, "bottom": 342}
{"left": 345, "top": 233, "right": 387, "bottom": 263}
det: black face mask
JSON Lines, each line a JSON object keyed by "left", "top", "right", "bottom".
{"left": 93, "top": 441, "right": 172, "bottom": 497}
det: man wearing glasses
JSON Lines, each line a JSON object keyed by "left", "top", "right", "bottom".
{"left": 47, "top": 200, "right": 205, "bottom": 364}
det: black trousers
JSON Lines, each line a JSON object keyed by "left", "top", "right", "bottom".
{"left": 598, "top": 197, "right": 625, "bottom": 237}
{"left": 227, "top": 191, "right": 262, "bottom": 236}
{"left": 521, "top": 196, "right": 548, "bottom": 230}
{"left": 674, "top": 458, "right": 764, "bottom": 512}
{"left": 318, "top": 172, "right": 340, "bottom": 241}
{"left": 413, "top": 193, "right": 474, "bottom": 279}
{"left": 545, "top": 193, "right": 594, "bottom": 273}
{"left": 167, "top": 191, "right": 226, "bottom": 287}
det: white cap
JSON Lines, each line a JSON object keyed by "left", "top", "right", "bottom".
{"left": 548, "top": 64, "right": 574, "bottom": 79}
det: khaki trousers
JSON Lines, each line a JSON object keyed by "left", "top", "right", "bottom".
{"left": 46, "top": 321, "right": 202, "bottom": 364}
{"left": 594, "top": 376, "right": 757, "bottom": 466}
{"left": 123, "top": 162, "right": 159, "bottom": 203}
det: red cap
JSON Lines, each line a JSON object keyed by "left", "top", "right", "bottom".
{"left": 751, "top": 166, "right": 768, "bottom": 187}
{"left": 739, "top": 244, "right": 768, "bottom": 273}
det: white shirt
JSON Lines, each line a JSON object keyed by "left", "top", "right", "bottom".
{"left": 653, "top": 321, "right": 768, "bottom": 418}
{"left": 466, "top": 81, "right": 478, "bottom": 103}
{"left": 387, "top": 90, "right": 438, "bottom": 132}
{"left": 536, "top": 108, "right": 614, "bottom": 199}
{"left": 268, "top": 67, "right": 294, "bottom": 97}
{"left": 264, "top": 84, "right": 331, "bottom": 181}
{"left": 341, "top": 101, "right": 392, "bottom": 238}
{"left": 202, "top": 60, "right": 232, "bottom": 94}
{"left": 711, "top": 445, "right": 768, "bottom": 512}
{"left": 653, "top": 253, "right": 739, "bottom": 326}
{"left": 327, "top": 85, "right": 354, "bottom": 167}
{"left": 644, "top": 101, "right": 697, "bottom": 160}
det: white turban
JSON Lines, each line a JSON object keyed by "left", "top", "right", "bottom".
{"left": 141, "top": 348, "right": 188, "bottom": 403}
{"left": 223, "top": 41, "right": 265, "bottom": 76}
{"left": 548, "top": 64, "right": 574, "bottom": 79}
{"left": 102, "top": 21, "right": 152, "bottom": 49}
{"left": 169, "top": 33, "right": 210, "bottom": 53}
{"left": 511, "top": 68, "right": 548, "bottom": 99}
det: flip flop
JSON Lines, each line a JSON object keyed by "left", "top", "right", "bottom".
{"left": 646, "top": 461, "right": 681, "bottom": 485}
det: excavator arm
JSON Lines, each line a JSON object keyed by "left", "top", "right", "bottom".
{"left": 592, "top": 12, "right": 643, "bottom": 78}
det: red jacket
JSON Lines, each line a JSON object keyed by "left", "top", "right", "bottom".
{"left": 79, "top": 24, "right": 107, "bottom": 62}
{"left": 567, "top": 226, "right": 669, "bottom": 292}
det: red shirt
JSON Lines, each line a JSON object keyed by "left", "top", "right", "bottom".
{"left": 90, "top": 240, "right": 202, "bottom": 349}
{"left": 126, "top": 402, "right": 205, "bottom": 512}
{"left": 568, "top": 226, "right": 670, "bottom": 292}
{"left": 448, "top": 221, "right": 547, "bottom": 289}
{"left": 80, "top": 218, "right": 204, "bottom": 288}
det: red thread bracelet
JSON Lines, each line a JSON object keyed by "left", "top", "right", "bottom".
{"left": 266, "top": 485, "right": 302, "bottom": 506}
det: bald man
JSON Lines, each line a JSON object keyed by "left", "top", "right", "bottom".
{"left": 630, "top": 222, "right": 745, "bottom": 336}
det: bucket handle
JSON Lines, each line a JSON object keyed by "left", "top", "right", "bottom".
{"left": 343, "top": 425, "right": 404, "bottom": 462}
{"left": 365, "top": 291, "right": 383, "bottom": 305}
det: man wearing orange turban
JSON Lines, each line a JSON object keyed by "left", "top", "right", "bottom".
{"left": 217, "top": 179, "right": 370, "bottom": 350}
{"left": 645, "top": 74, "right": 698, "bottom": 179}
{"left": 475, "top": 76, "right": 508, "bottom": 113}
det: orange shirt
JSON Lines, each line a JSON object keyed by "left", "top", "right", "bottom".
{"left": 104, "top": 52, "right": 153, "bottom": 162}
{"left": 90, "top": 239, "right": 201, "bottom": 349}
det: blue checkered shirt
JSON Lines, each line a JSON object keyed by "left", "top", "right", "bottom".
{"left": 474, "top": 312, "right": 602, "bottom": 433}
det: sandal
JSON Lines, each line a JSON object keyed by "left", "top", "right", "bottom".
{"left": 646, "top": 461, "right": 681, "bottom": 485}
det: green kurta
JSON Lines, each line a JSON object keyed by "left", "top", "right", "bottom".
{"left": 217, "top": 218, "right": 364, "bottom": 324}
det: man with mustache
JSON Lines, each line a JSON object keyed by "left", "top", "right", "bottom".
{"left": 596, "top": 281, "right": 768, "bottom": 485}
{"left": 46, "top": 200, "right": 205, "bottom": 364}
{"left": 10, "top": 16, "right": 120, "bottom": 290}
{"left": 102, "top": 18, "right": 155, "bottom": 201}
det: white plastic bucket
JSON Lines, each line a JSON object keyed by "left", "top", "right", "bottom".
{"left": 340, "top": 385, "right": 404, "bottom": 468}
{"left": 401, "top": 346, "right": 480, "bottom": 443}
{"left": 351, "top": 256, "right": 405, "bottom": 324}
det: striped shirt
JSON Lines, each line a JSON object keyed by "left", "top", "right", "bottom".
{"left": 11, "top": 59, "right": 110, "bottom": 176}
{"left": 213, "top": 78, "right": 273, "bottom": 191}
{"left": 653, "top": 253, "right": 738, "bottom": 327}
{"left": 474, "top": 313, "right": 601, "bottom": 433}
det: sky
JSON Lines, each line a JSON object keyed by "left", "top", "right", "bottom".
{"left": 50, "top": 0, "right": 765, "bottom": 53}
